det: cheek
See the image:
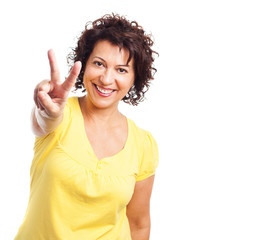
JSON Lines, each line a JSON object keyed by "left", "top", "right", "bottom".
{"left": 121, "top": 73, "right": 135, "bottom": 87}
{"left": 118, "top": 78, "right": 134, "bottom": 91}
{"left": 83, "top": 67, "right": 94, "bottom": 79}
{"left": 83, "top": 68, "right": 99, "bottom": 86}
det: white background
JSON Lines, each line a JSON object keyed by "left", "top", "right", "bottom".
{"left": 1, "top": 0, "right": 269, "bottom": 239}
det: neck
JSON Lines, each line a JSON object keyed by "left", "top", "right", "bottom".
{"left": 79, "top": 95, "right": 124, "bottom": 126}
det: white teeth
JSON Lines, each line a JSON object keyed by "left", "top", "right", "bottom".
{"left": 96, "top": 85, "right": 114, "bottom": 94}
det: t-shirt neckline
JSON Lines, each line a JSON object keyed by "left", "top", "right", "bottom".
{"left": 74, "top": 97, "right": 131, "bottom": 162}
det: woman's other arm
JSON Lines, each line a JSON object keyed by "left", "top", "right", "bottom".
{"left": 126, "top": 175, "right": 155, "bottom": 240}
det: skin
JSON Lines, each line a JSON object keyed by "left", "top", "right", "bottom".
{"left": 32, "top": 40, "right": 155, "bottom": 239}
{"left": 32, "top": 50, "right": 82, "bottom": 136}
{"left": 127, "top": 175, "right": 155, "bottom": 240}
{"left": 78, "top": 40, "right": 135, "bottom": 160}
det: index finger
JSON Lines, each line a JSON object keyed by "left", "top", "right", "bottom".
{"left": 48, "top": 49, "right": 60, "bottom": 83}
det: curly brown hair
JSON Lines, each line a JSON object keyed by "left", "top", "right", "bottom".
{"left": 67, "top": 13, "right": 158, "bottom": 106}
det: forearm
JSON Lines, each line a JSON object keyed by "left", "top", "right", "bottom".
{"left": 32, "top": 106, "right": 63, "bottom": 137}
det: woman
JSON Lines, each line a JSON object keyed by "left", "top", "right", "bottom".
{"left": 15, "top": 14, "right": 159, "bottom": 240}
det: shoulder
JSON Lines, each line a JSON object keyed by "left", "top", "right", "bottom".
{"left": 128, "top": 118, "right": 157, "bottom": 145}
{"left": 61, "top": 96, "right": 82, "bottom": 120}
{"left": 66, "top": 96, "right": 79, "bottom": 111}
{"left": 128, "top": 119, "right": 159, "bottom": 181}
{"left": 128, "top": 118, "right": 159, "bottom": 162}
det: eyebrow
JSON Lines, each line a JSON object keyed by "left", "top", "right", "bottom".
{"left": 93, "top": 56, "right": 130, "bottom": 67}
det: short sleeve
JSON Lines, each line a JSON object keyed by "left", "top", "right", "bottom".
{"left": 31, "top": 100, "right": 73, "bottom": 179}
{"left": 136, "top": 131, "right": 159, "bottom": 181}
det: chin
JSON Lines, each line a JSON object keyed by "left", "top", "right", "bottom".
{"left": 89, "top": 96, "right": 120, "bottom": 110}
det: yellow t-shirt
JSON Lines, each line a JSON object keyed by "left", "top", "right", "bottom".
{"left": 14, "top": 97, "right": 159, "bottom": 240}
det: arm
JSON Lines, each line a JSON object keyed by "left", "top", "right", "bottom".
{"left": 31, "top": 104, "right": 63, "bottom": 137}
{"left": 126, "top": 175, "right": 155, "bottom": 240}
{"left": 32, "top": 49, "right": 81, "bottom": 137}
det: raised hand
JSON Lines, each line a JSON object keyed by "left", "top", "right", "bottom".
{"left": 34, "top": 49, "right": 81, "bottom": 119}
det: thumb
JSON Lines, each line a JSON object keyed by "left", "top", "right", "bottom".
{"left": 61, "top": 61, "right": 82, "bottom": 93}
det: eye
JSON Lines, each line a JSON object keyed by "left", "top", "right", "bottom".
{"left": 118, "top": 68, "right": 127, "bottom": 73}
{"left": 94, "top": 61, "right": 104, "bottom": 67}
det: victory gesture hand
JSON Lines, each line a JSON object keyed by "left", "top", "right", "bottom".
{"left": 34, "top": 49, "right": 81, "bottom": 119}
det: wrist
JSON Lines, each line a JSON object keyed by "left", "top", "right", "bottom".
{"left": 35, "top": 105, "right": 62, "bottom": 120}
{"left": 34, "top": 106, "right": 63, "bottom": 134}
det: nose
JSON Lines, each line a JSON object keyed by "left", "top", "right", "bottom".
{"left": 100, "top": 68, "right": 114, "bottom": 86}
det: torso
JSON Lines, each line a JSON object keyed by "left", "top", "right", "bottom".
{"left": 79, "top": 97, "right": 129, "bottom": 161}
{"left": 83, "top": 117, "right": 128, "bottom": 160}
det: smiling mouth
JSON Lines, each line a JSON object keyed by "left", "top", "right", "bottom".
{"left": 93, "top": 84, "right": 115, "bottom": 96}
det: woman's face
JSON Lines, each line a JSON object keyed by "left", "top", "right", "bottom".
{"left": 83, "top": 40, "right": 135, "bottom": 109}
